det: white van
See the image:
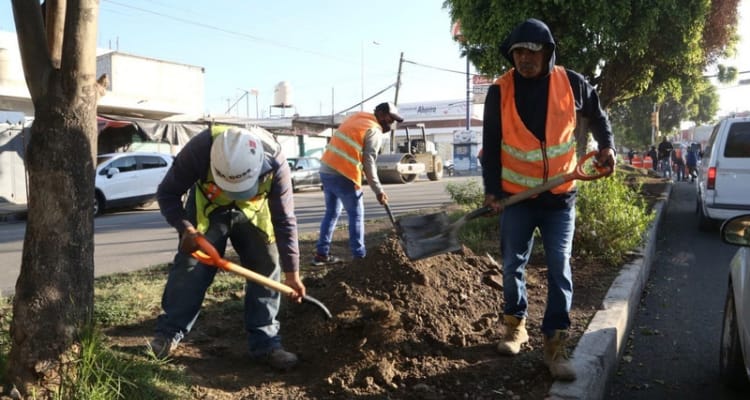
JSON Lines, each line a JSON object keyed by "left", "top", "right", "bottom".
{"left": 696, "top": 115, "right": 750, "bottom": 230}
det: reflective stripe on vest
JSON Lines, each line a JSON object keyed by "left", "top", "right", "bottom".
{"left": 320, "top": 112, "right": 379, "bottom": 188}
{"left": 194, "top": 125, "right": 275, "bottom": 243}
{"left": 497, "top": 66, "right": 577, "bottom": 194}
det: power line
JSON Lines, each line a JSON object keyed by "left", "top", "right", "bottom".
{"left": 102, "top": 0, "right": 351, "bottom": 64}
{"left": 402, "top": 58, "right": 484, "bottom": 77}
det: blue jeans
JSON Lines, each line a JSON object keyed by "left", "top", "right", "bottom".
{"left": 500, "top": 201, "right": 575, "bottom": 337}
{"left": 156, "top": 207, "right": 282, "bottom": 357}
{"left": 316, "top": 172, "right": 366, "bottom": 258}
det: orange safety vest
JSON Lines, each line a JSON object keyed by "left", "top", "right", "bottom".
{"left": 320, "top": 112, "right": 380, "bottom": 189}
{"left": 496, "top": 66, "right": 577, "bottom": 194}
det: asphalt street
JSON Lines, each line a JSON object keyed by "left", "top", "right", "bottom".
{"left": 607, "top": 180, "right": 747, "bottom": 399}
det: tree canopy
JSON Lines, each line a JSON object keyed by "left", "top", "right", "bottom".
{"left": 444, "top": 0, "right": 740, "bottom": 109}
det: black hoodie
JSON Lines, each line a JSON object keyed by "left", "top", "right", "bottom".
{"left": 481, "top": 18, "right": 614, "bottom": 208}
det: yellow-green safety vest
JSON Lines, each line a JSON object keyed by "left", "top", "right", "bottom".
{"left": 194, "top": 125, "right": 275, "bottom": 243}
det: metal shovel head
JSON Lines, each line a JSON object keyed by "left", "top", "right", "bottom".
{"left": 395, "top": 211, "right": 462, "bottom": 261}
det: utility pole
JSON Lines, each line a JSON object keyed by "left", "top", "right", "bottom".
{"left": 394, "top": 52, "right": 404, "bottom": 105}
{"left": 465, "top": 53, "right": 470, "bottom": 131}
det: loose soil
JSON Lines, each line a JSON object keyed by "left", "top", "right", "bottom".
{"left": 106, "top": 166, "right": 668, "bottom": 400}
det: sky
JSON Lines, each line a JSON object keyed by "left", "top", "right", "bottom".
{"left": 1, "top": 0, "right": 475, "bottom": 118}
{"left": 0, "top": 0, "right": 747, "bottom": 119}
{"left": 714, "top": 0, "right": 750, "bottom": 117}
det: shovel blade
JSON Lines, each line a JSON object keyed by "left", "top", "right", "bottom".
{"left": 395, "top": 212, "right": 461, "bottom": 261}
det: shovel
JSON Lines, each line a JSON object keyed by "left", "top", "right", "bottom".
{"left": 396, "top": 150, "right": 612, "bottom": 260}
{"left": 190, "top": 234, "right": 332, "bottom": 320}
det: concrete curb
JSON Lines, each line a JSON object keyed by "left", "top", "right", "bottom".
{"left": 547, "top": 183, "right": 673, "bottom": 400}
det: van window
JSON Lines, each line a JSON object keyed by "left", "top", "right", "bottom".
{"left": 724, "top": 122, "right": 750, "bottom": 158}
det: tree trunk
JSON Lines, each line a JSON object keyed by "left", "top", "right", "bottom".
{"left": 8, "top": 0, "right": 99, "bottom": 396}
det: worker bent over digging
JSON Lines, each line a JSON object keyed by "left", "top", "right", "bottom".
{"left": 151, "top": 126, "right": 305, "bottom": 371}
{"left": 481, "top": 19, "right": 616, "bottom": 381}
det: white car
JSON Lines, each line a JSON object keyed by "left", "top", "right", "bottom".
{"left": 696, "top": 116, "right": 750, "bottom": 231}
{"left": 94, "top": 152, "right": 173, "bottom": 215}
{"left": 719, "top": 214, "right": 750, "bottom": 389}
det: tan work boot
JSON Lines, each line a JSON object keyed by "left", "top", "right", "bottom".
{"left": 496, "top": 315, "right": 529, "bottom": 355}
{"left": 543, "top": 330, "right": 577, "bottom": 381}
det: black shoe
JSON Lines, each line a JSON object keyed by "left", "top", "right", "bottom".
{"left": 310, "top": 254, "right": 343, "bottom": 266}
{"left": 254, "top": 348, "right": 298, "bottom": 371}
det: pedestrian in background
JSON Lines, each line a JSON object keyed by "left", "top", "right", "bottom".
{"left": 672, "top": 144, "right": 686, "bottom": 181}
{"left": 152, "top": 126, "right": 304, "bottom": 371}
{"left": 686, "top": 145, "right": 698, "bottom": 182}
{"left": 481, "top": 18, "right": 615, "bottom": 381}
{"left": 657, "top": 136, "right": 674, "bottom": 178}
{"left": 311, "top": 102, "right": 401, "bottom": 265}
{"left": 647, "top": 146, "right": 658, "bottom": 171}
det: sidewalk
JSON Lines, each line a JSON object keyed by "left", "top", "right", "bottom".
{"left": 0, "top": 202, "right": 27, "bottom": 224}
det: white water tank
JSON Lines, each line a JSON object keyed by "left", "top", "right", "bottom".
{"left": 273, "top": 81, "right": 293, "bottom": 108}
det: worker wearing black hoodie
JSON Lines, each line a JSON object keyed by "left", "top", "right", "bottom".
{"left": 481, "top": 18, "right": 616, "bottom": 381}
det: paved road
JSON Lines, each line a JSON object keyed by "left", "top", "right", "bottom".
{"left": 0, "top": 175, "right": 478, "bottom": 295}
{"left": 608, "top": 180, "right": 748, "bottom": 399}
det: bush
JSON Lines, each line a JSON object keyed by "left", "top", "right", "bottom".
{"left": 443, "top": 174, "right": 654, "bottom": 266}
{"left": 445, "top": 179, "right": 498, "bottom": 254}
{"left": 445, "top": 179, "right": 484, "bottom": 208}
{"left": 574, "top": 173, "right": 654, "bottom": 266}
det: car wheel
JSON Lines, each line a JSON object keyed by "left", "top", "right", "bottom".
{"left": 93, "top": 193, "right": 105, "bottom": 216}
{"left": 719, "top": 281, "right": 750, "bottom": 389}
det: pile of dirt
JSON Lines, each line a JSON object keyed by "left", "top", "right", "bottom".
{"left": 148, "top": 230, "right": 615, "bottom": 400}
{"left": 106, "top": 171, "right": 668, "bottom": 400}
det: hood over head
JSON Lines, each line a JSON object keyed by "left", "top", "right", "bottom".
{"left": 500, "top": 18, "right": 556, "bottom": 74}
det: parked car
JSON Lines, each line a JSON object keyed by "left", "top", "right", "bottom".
{"left": 94, "top": 152, "right": 173, "bottom": 215}
{"left": 287, "top": 156, "right": 322, "bottom": 192}
{"left": 719, "top": 214, "right": 750, "bottom": 389}
{"left": 696, "top": 115, "right": 750, "bottom": 231}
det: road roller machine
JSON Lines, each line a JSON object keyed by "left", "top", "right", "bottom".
{"left": 377, "top": 123, "right": 444, "bottom": 184}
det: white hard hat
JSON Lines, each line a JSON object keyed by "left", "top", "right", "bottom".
{"left": 210, "top": 127, "right": 264, "bottom": 200}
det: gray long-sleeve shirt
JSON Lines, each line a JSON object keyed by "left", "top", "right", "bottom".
{"left": 157, "top": 129, "right": 300, "bottom": 273}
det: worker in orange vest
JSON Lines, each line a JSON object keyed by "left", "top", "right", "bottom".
{"left": 481, "top": 18, "right": 615, "bottom": 382}
{"left": 312, "top": 102, "right": 401, "bottom": 265}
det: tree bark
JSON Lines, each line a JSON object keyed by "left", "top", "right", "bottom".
{"left": 8, "top": 0, "right": 99, "bottom": 396}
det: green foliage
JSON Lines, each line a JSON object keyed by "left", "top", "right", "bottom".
{"left": 0, "top": 297, "right": 11, "bottom": 382}
{"left": 444, "top": 179, "right": 498, "bottom": 254}
{"left": 574, "top": 174, "right": 655, "bottom": 266}
{"left": 442, "top": 171, "right": 655, "bottom": 266}
{"left": 0, "top": 298, "right": 190, "bottom": 400}
{"left": 52, "top": 327, "right": 190, "bottom": 400}
{"left": 445, "top": 179, "right": 484, "bottom": 207}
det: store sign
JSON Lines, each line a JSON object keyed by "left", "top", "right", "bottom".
{"left": 472, "top": 75, "right": 494, "bottom": 85}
